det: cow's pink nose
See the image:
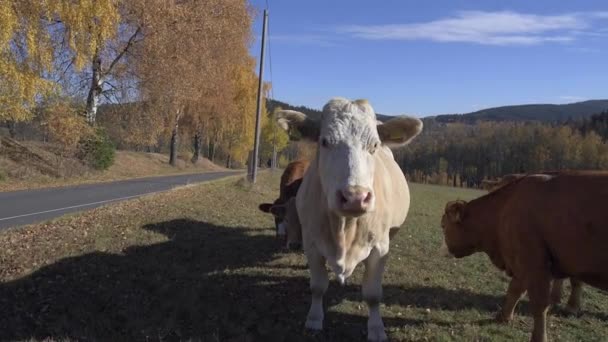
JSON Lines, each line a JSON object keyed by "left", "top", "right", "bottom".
{"left": 338, "top": 186, "right": 372, "bottom": 214}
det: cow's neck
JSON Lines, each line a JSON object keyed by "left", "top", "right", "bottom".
{"left": 325, "top": 212, "right": 370, "bottom": 275}
{"left": 466, "top": 196, "right": 505, "bottom": 270}
{"left": 329, "top": 214, "right": 360, "bottom": 255}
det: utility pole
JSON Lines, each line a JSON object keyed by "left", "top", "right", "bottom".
{"left": 271, "top": 109, "right": 277, "bottom": 170}
{"left": 250, "top": 9, "right": 268, "bottom": 183}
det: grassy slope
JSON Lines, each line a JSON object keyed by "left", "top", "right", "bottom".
{"left": 0, "top": 173, "right": 606, "bottom": 341}
{"left": 0, "top": 142, "right": 226, "bottom": 192}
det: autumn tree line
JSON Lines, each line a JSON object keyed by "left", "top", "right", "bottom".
{"left": 0, "top": 0, "right": 291, "bottom": 170}
{"left": 394, "top": 111, "right": 608, "bottom": 188}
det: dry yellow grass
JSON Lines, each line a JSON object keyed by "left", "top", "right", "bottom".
{"left": 0, "top": 137, "right": 227, "bottom": 192}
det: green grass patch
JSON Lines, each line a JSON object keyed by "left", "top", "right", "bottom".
{"left": 0, "top": 172, "right": 606, "bottom": 341}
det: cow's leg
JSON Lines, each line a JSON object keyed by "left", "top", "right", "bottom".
{"left": 305, "top": 246, "right": 328, "bottom": 331}
{"left": 550, "top": 279, "right": 563, "bottom": 305}
{"left": 497, "top": 277, "right": 526, "bottom": 323}
{"left": 565, "top": 278, "right": 582, "bottom": 314}
{"left": 362, "top": 249, "right": 388, "bottom": 342}
{"left": 527, "top": 271, "right": 552, "bottom": 342}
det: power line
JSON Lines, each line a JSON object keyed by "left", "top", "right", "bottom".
{"left": 265, "top": 0, "right": 274, "bottom": 100}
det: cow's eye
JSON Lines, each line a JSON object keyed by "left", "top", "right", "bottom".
{"left": 321, "top": 138, "right": 329, "bottom": 148}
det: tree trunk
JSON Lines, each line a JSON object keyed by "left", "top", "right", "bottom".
{"left": 85, "top": 49, "right": 103, "bottom": 125}
{"left": 191, "top": 130, "right": 202, "bottom": 163}
{"left": 169, "top": 109, "right": 182, "bottom": 167}
{"left": 226, "top": 154, "right": 232, "bottom": 168}
{"left": 7, "top": 121, "right": 16, "bottom": 138}
{"left": 169, "top": 125, "right": 179, "bottom": 167}
{"left": 210, "top": 142, "right": 217, "bottom": 162}
{"left": 84, "top": 28, "right": 140, "bottom": 125}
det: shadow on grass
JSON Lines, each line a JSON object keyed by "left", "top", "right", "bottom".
{"left": 382, "top": 285, "right": 504, "bottom": 313}
{"left": 3, "top": 218, "right": 600, "bottom": 341}
{"left": 0, "top": 219, "right": 439, "bottom": 341}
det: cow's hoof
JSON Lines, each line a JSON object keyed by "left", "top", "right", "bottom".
{"left": 494, "top": 312, "right": 513, "bottom": 324}
{"left": 367, "top": 326, "right": 388, "bottom": 342}
{"left": 564, "top": 305, "right": 580, "bottom": 316}
{"left": 305, "top": 318, "right": 323, "bottom": 331}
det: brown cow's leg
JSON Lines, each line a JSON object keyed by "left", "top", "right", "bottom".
{"left": 362, "top": 249, "right": 388, "bottom": 342}
{"left": 565, "top": 278, "right": 583, "bottom": 314}
{"left": 528, "top": 272, "right": 552, "bottom": 342}
{"left": 497, "top": 277, "right": 526, "bottom": 323}
{"left": 305, "top": 246, "right": 328, "bottom": 331}
{"left": 550, "top": 279, "right": 563, "bottom": 305}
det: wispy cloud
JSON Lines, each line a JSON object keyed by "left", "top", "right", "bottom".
{"left": 269, "top": 34, "right": 338, "bottom": 47}
{"left": 339, "top": 11, "right": 608, "bottom": 46}
{"left": 591, "top": 11, "right": 608, "bottom": 19}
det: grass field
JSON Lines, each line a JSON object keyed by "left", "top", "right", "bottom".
{"left": 0, "top": 172, "right": 606, "bottom": 341}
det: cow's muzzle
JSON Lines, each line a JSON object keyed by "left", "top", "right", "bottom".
{"left": 336, "top": 185, "right": 373, "bottom": 216}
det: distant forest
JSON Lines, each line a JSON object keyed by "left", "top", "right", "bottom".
{"left": 394, "top": 110, "right": 608, "bottom": 187}
{"left": 270, "top": 97, "right": 608, "bottom": 188}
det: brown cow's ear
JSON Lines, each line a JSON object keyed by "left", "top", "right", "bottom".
{"left": 276, "top": 110, "right": 320, "bottom": 142}
{"left": 259, "top": 203, "right": 273, "bottom": 213}
{"left": 445, "top": 200, "right": 467, "bottom": 223}
{"left": 269, "top": 204, "right": 287, "bottom": 217}
{"left": 377, "top": 116, "right": 423, "bottom": 148}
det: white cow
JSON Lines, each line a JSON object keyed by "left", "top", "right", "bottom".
{"left": 277, "top": 98, "right": 422, "bottom": 341}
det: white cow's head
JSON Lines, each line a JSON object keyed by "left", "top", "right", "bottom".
{"left": 277, "top": 97, "right": 422, "bottom": 217}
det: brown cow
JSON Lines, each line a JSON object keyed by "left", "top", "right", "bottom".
{"left": 483, "top": 172, "right": 584, "bottom": 314}
{"left": 258, "top": 159, "right": 309, "bottom": 249}
{"left": 441, "top": 171, "right": 608, "bottom": 342}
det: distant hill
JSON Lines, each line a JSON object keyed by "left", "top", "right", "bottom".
{"left": 266, "top": 99, "right": 394, "bottom": 122}
{"left": 434, "top": 100, "right": 608, "bottom": 124}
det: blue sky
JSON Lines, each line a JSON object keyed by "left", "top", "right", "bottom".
{"left": 248, "top": 0, "right": 608, "bottom": 117}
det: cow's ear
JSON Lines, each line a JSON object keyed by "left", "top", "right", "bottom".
{"left": 269, "top": 204, "right": 287, "bottom": 217}
{"left": 445, "top": 200, "right": 467, "bottom": 223}
{"left": 377, "top": 116, "right": 423, "bottom": 148}
{"left": 259, "top": 203, "right": 273, "bottom": 213}
{"left": 276, "top": 110, "right": 320, "bottom": 142}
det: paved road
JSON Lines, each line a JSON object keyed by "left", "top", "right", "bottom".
{"left": 0, "top": 171, "right": 242, "bottom": 230}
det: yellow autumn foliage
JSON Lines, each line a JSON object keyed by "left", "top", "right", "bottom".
{"left": 0, "top": 0, "right": 121, "bottom": 122}
{"left": 221, "top": 57, "right": 271, "bottom": 165}
{"left": 260, "top": 107, "right": 290, "bottom": 162}
{"left": 44, "top": 101, "right": 93, "bottom": 148}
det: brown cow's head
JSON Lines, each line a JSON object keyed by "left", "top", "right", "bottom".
{"left": 259, "top": 199, "right": 284, "bottom": 237}
{"left": 276, "top": 98, "right": 422, "bottom": 218}
{"left": 440, "top": 200, "right": 479, "bottom": 258}
{"left": 266, "top": 198, "right": 302, "bottom": 250}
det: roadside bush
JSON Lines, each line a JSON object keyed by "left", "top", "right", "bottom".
{"left": 78, "top": 128, "right": 116, "bottom": 170}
